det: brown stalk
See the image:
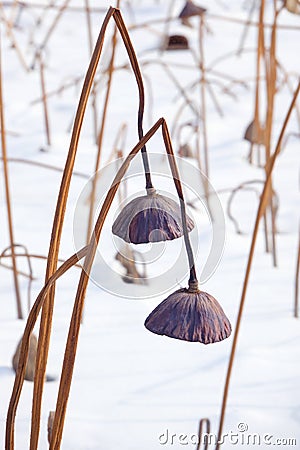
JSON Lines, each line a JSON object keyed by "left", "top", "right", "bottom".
{"left": 37, "top": 52, "right": 51, "bottom": 146}
{"left": 6, "top": 1, "right": 106, "bottom": 14}
{"left": 198, "top": 14, "right": 209, "bottom": 180}
{"left": 29, "top": 8, "right": 115, "bottom": 450}
{"left": 126, "top": 12, "right": 300, "bottom": 32}
{"left": 0, "top": 3, "right": 29, "bottom": 72}
{"left": 30, "top": 74, "right": 83, "bottom": 105}
{"left": 5, "top": 117, "right": 163, "bottom": 450}
{"left": 249, "top": 0, "right": 265, "bottom": 165}
{"left": 47, "top": 120, "right": 164, "bottom": 449}
{"left": 1, "top": 245, "right": 33, "bottom": 311}
{"left": 295, "top": 227, "right": 300, "bottom": 318}
{"left": 263, "top": 3, "right": 280, "bottom": 268}
{"left": 47, "top": 117, "right": 196, "bottom": 448}
{"left": 0, "top": 262, "right": 32, "bottom": 278}
{"left": 1, "top": 156, "right": 89, "bottom": 178}
{"left": 0, "top": 32, "right": 23, "bottom": 319}
{"left": 196, "top": 418, "right": 211, "bottom": 450}
{"left": 84, "top": 0, "right": 98, "bottom": 143}
{"left": 0, "top": 250, "right": 82, "bottom": 268}
{"left": 197, "top": 14, "right": 212, "bottom": 218}
{"left": 215, "top": 80, "right": 300, "bottom": 450}
{"left": 161, "top": 119, "right": 197, "bottom": 286}
{"left": 31, "top": 0, "right": 71, "bottom": 68}
{"left": 86, "top": 1, "right": 119, "bottom": 243}
{"left": 29, "top": 6, "right": 158, "bottom": 446}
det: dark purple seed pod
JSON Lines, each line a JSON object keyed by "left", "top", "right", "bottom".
{"left": 179, "top": 1, "right": 206, "bottom": 19}
{"left": 112, "top": 188, "right": 194, "bottom": 244}
{"left": 144, "top": 287, "right": 231, "bottom": 344}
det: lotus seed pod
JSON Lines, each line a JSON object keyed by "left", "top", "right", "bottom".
{"left": 112, "top": 189, "right": 194, "bottom": 244}
{"left": 179, "top": 1, "right": 206, "bottom": 19}
{"left": 145, "top": 288, "right": 231, "bottom": 344}
{"left": 164, "top": 34, "right": 189, "bottom": 51}
{"left": 244, "top": 120, "right": 265, "bottom": 145}
{"left": 284, "top": 0, "right": 300, "bottom": 15}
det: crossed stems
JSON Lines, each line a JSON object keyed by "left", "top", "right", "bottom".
{"left": 6, "top": 116, "right": 198, "bottom": 450}
{"left": 27, "top": 8, "right": 155, "bottom": 450}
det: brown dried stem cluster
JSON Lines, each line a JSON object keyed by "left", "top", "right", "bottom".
{"left": 5, "top": 7, "right": 227, "bottom": 449}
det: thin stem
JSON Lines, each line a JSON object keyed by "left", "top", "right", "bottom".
{"left": 161, "top": 120, "right": 198, "bottom": 289}
{"left": 199, "top": 15, "right": 209, "bottom": 180}
{"left": 295, "top": 228, "right": 300, "bottom": 319}
{"left": 47, "top": 119, "right": 163, "bottom": 449}
{"left": 0, "top": 31, "right": 23, "bottom": 319}
{"left": 84, "top": 0, "right": 98, "bottom": 143}
{"left": 38, "top": 53, "right": 51, "bottom": 146}
{"left": 29, "top": 8, "right": 115, "bottom": 450}
{"left": 215, "top": 80, "right": 300, "bottom": 450}
{"left": 6, "top": 117, "right": 164, "bottom": 450}
{"left": 113, "top": 10, "right": 153, "bottom": 189}
{"left": 31, "top": 0, "right": 72, "bottom": 68}
{"left": 85, "top": 5, "right": 119, "bottom": 244}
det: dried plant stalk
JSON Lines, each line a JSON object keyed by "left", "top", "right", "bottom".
{"left": 31, "top": 0, "right": 71, "bottom": 68}
{"left": 196, "top": 418, "right": 210, "bottom": 450}
{"left": 29, "top": 8, "right": 116, "bottom": 450}
{"left": 215, "top": 80, "right": 300, "bottom": 450}
{"left": 0, "top": 32, "right": 23, "bottom": 319}
{"left": 5, "top": 113, "right": 163, "bottom": 449}
{"left": 295, "top": 228, "right": 300, "bottom": 318}
{"left": 38, "top": 53, "right": 51, "bottom": 147}
{"left": 84, "top": 0, "right": 98, "bottom": 143}
{"left": 0, "top": 4, "right": 29, "bottom": 72}
{"left": 86, "top": 4, "right": 119, "bottom": 243}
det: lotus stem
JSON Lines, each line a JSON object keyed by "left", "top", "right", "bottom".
{"left": 215, "top": 80, "right": 300, "bottom": 450}
{"left": 0, "top": 31, "right": 23, "bottom": 319}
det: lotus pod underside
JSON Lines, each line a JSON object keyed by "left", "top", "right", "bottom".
{"left": 112, "top": 193, "right": 194, "bottom": 244}
{"left": 145, "top": 289, "right": 231, "bottom": 344}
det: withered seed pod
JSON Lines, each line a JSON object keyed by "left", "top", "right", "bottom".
{"left": 284, "top": 0, "right": 300, "bottom": 15}
{"left": 144, "top": 287, "right": 231, "bottom": 344}
{"left": 164, "top": 34, "right": 189, "bottom": 51}
{"left": 178, "top": 143, "right": 194, "bottom": 158}
{"left": 12, "top": 333, "right": 56, "bottom": 381}
{"left": 244, "top": 120, "right": 265, "bottom": 145}
{"left": 112, "top": 188, "right": 194, "bottom": 244}
{"left": 179, "top": 0, "right": 207, "bottom": 19}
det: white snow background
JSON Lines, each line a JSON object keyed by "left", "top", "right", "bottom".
{"left": 0, "top": 0, "right": 299, "bottom": 449}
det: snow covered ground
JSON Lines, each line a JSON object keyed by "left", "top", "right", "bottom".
{"left": 0, "top": 0, "right": 299, "bottom": 449}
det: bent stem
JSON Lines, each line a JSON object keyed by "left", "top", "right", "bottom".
{"left": 161, "top": 120, "right": 198, "bottom": 290}
{"left": 47, "top": 118, "right": 163, "bottom": 449}
{"left": 86, "top": 4, "right": 119, "bottom": 244}
{"left": 30, "top": 8, "right": 115, "bottom": 450}
{"left": 215, "top": 80, "right": 300, "bottom": 450}
{"left": 5, "top": 118, "right": 163, "bottom": 450}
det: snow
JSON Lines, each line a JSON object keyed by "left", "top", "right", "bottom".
{"left": 0, "top": 0, "right": 299, "bottom": 449}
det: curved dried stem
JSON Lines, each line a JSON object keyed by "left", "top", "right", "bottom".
{"left": 86, "top": 4, "right": 119, "bottom": 243}
{"left": 1, "top": 244, "right": 33, "bottom": 314}
{"left": 215, "top": 80, "right": 300, "bottom": 450}
{"left": 161, "top": 120, "right": 198, "bottom": 288}
{"left": 0, "top": 156, "right": 89, "bottom": 178}
{"left": 29, "top": 7, "right": 116, "bottom": 450}
{"left": 47, "top": 118, "right": 163, "bottom": 449}
{"left": 5, "top": 117, "right": 164, "bottom": 450}
{"left": 196, "top": 418, "right": 211, "bottom": 450}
